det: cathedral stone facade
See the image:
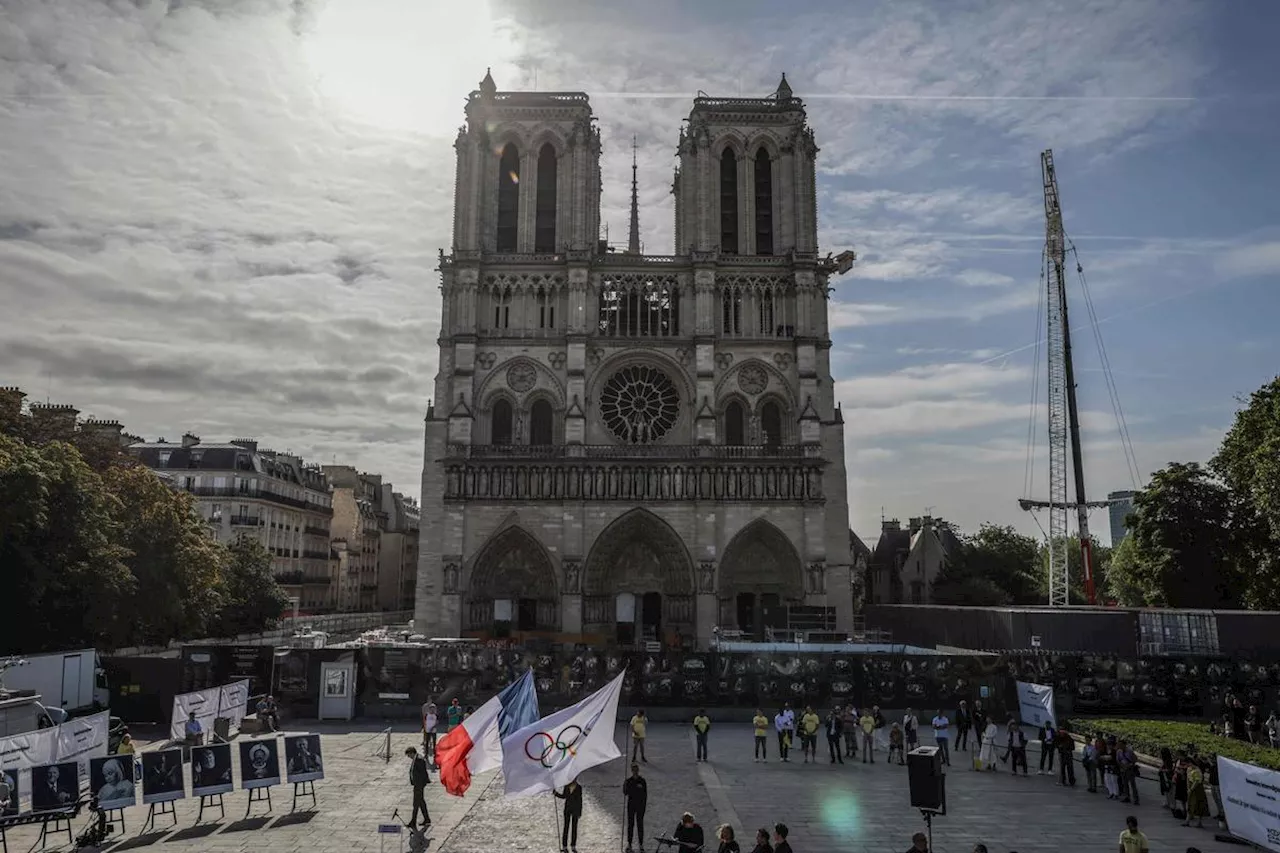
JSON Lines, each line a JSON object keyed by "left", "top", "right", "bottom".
{"left": 415, "top": 71, "right": 856, "bottom": 647}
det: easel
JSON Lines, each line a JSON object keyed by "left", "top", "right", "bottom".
{"left": 141, "top": 800, "right": 178, "bottom": 833}
{"left": 291, "top": 780, "right": 316, "bottom": 813}
{"left": 105, "top": 807, "right": 127, "bottom": 833}
{"left": 244, "top": 786, "right": 273, "bottom": 819}
{"left": 195, "top": 794, "right": 225, "bottom": 823}
{"left": 32, "top": 812, "right": 73, "bottom": 850}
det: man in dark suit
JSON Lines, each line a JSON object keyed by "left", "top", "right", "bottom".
{"left": 404, "top": 747, "right": 431, "bottom": 829}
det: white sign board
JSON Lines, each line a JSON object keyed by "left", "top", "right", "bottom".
{"left": 170, "top": 680, "right": 250, "bottom": 741}
{"left": 1218, "top": 755, "right": 1280, "bottom": 852}
{"left": 54, "top": 710, "right": 109, "bottom": 784}
{"left": 1015, "top": 680, "right": 1057, "bottom": 728}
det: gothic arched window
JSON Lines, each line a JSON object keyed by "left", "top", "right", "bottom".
{"left": 754, "top": 147, "right": 774, "bottom": 256}
{"left": 720, "top": 148, "right": 739, "bottom": 254}
{"left": 761, "top": 401, "right": 783, "bottom": 447}
{"left": 724, "top": 400, "right": 745, "bottom": 445}
{"left": 529, "top": 399, "right": 554, "bottom": 446}
{"left": 497, "top": 144, "right": 520, "bottom": 252}
{"left": 535, "top": 144, "right": 557, "bottom": 253}
{"left": 491, "top": 399, "right": 513, "bottom": 445}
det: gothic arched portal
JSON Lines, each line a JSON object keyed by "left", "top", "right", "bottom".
{"left": 582, "top": 509, "right": 695, "bottom": 640}
{"left": 466, "top": 525, "right": 559, "bottom": 633}
{"left": 718, "top": 519, "right": 804, "bottom": 638}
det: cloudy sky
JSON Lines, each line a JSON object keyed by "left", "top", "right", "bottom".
{"left": 3, "top": 0, "right": 1278, "bottom": 544}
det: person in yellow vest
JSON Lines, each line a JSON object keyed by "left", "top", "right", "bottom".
{"left": 752, "top": 709, "right": 769, "bottom": 762}
{"left": 693, "top": 709, "right": 711, "bottom": 762}
{"left": 799, "top": 706, "right": 821, "bottom": 764}
{"left": 630, "top": 709, "right": 648, "bottom": 763}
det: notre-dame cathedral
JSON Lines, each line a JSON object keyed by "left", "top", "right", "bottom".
{"left": 416, "top": 70, "right": 856, "bottom": 648}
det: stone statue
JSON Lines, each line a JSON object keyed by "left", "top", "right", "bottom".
{"left": 698, "top": 561, "right": 715, "bottom": 594}
{"left": 443, "top": 563, "right": 460, "bottom": 594}
{"left": 563, "top": 560, "right": 581, "bottom": 594}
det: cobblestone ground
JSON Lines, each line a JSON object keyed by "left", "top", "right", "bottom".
{"left": 0, "top": 721, "right": 1249, "bottom": 852}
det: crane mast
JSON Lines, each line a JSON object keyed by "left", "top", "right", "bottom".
{"left": 1020, "top": 151, "right": 1099, "bottom": 606}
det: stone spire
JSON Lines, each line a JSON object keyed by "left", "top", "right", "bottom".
{"left": 776, "top": 72, "right": 792, "bottom": 100}
{"left": 627, "top": 135, "right": 641, "bottom": 254}
{"left": 479, "top": 68, "right": 496, "bottom": 99}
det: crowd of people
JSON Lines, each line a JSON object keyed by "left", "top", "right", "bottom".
{"left": 1211, "top": 694, "right": 1279, "bottom": 748}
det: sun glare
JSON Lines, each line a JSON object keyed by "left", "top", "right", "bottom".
{"left": 303, "top": 0, "right": 520, "bottom": 134}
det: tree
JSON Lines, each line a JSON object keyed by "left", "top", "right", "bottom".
{"left": 211, "top": 537, "right": 289, "bottom": 638}
{"left": 932, "top": 523, "right": 1042, "bottom": 605}
{"left": 0, "top": 435, "right": 134, "bottom": 653}
{"left": 1212, "top": 376, "right": 1280, "bottom": 610}
{"left": 1123, "top": 462, "right": 1246, "bottom": 608}
{"left": 1105, "top": 534, "right": 1152, "bottom": 606}
{"left": 104, "top": 464, "right": 226, "bottom": 647}
{"left": 1034, "top": 536, "right": 1112, "bottom": 605}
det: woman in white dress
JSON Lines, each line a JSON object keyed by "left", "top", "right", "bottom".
{"left": 979, "top": 720, "right": 999, "bottom": 771}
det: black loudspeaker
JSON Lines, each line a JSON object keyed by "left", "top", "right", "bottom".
{"left": 907, "top": 746, "right": 947, "bottom": 814}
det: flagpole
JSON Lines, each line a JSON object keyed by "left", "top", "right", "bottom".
{"left": 552, "top": 792, "right": 562, "bottom": 852}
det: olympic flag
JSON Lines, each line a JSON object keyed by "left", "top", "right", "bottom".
{"left": 500, "top": 670, "right": 627, "bottom": 798}
{"left": 435, "top": 669, "right": 540, "bottom": 797}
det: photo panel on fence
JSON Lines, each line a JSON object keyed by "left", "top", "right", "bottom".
{"left": 90, "top": 755, "right": 137, "bottom": 811}
{"left": 239, "top": 738, "right": 281, "bottom": 789}
{"left": 141, "top": 748, "right": 186, "bottom": 804}
{"left": 190, "top": 743, "right": 234, "bottom": 797}
{"left": 30, "top": 761, "right": 79, "bottom": 812}
{"left": 1, "top": 766, "right": 21, "bottom": 816}
{"left": 284, "top": 734, "right": 323, "bottom": 783}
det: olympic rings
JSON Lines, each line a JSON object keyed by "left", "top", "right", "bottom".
{"left": 524, "top": 724, "right": 585, "bottom": 769}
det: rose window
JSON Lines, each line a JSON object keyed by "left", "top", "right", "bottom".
{"left": 600, "top": 365, "right": 680, "bottom": 444}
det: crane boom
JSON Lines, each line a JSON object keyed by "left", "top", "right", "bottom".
{"left": 1037, "top": 151, "right": 1097, "bottom": 606}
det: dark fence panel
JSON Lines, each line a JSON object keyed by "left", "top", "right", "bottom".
{"left": 866, "top": 605, "right": 1141, "bottom": 655}
{"left": 102, "top": 655, "right": 181, "bottom": 725}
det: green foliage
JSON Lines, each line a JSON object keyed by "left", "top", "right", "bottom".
{"left": 1104, "top": 535, "right": 1149, "bottom": 606}
{"left": 1212, "top": 376, "right": 1280, "bottom": 610}
{"left": 211, "top": 537, "right": 289, "bottom": 638}
{"left": 932, "top": 523, "right": 1043, "bottom": 605}
{"left": 1067, "top": 717, "right": 1280, "bottom": 770}
{"left": 0, "top": 436, "right": 134, "bottom": 653}
{"left": 1034, "top": 536, "right": 1112, "bottom": 605}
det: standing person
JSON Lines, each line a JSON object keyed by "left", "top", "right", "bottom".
{"left": 825, "top": 708, "right": 844, "bottom": 764}
{"left": 859, "top": 707, "right": 876, "bottom": 763}
{"left": 422, "top": 700, "right": 438, "bottom": 763}
{"left": 775, "top": 704, "right": 795, "bottom": 763}
{"left": 1172, "top": 751, "right": 1190, "bottom": 818}
{"left": 799, "top": 706, "right": 820, "bottom": 764}
{"left": 1037, "top": 723, "right": 1056, "bottom": 775}
{"left": 624, "top": 763, "right": 647, "bottom": 853}
{"left": 446, "top": 698, "right": 462, "bottom": 731}
{"left": 1206, "top": 754, "right": 1226, "bottom": 830}
{"left": 630, "top": 709, "right": 648, "bottom": 763}
{"left": 752, "top": 708, "right": 769, "bottom": 762}
{"left": 1246, "top": 705, "right": 1262, "bottom": 745}
{"left": 841, "top": 705, "right": 859, "bottom": 759}
{"left": 956, "top": 700, "right": 971, "bottom": 752}
{"left": 1055, "top": 723, "right": 1076, "bottom": 787}
{"left": 1185, "top": 761, "right": 1209, "bottom": 828}
{"left": 554, "top": 778, "right": 583, "bottom": 853}
{"left": 1116, "top": 740, "right": 1138, "bottom": 803}
{"left": 716, "top": 825, "right": 740, "bottom": 853}
{"left": 404, "top": 747, "right": 432, "bottom": 829}
{"left": 1082, "top": 735, "right": 1100, "bottom": 793}
{"left": 750, "top": 828, "right": 773, "bottom": 853}
{"left": 693, "top": 709, "right": 711, "bottom": 762}
{"left": 1102, "top": 741, "right": 1121, "bottom": 800}
{"left": 1118, "top": 815, "right": 1149, "bottom": 853}
{"left": 931, "top": 710, "right": 951, "bottom": 766}
{"left": 1158, "top": 747, "right": 1175, "bottom": 809}
{"left": 903, "top": 708, "right": 919, "bottom": 752}
{"left": 115, "top": 733, "right": 135, "bottom": 755}
{"left": 772, "top": 823, "right": 793, "bottom": 853}
{"left": 1008, "top": 720, "right": 1029, "bottom": 776}
{"left": 888, "top": 722, "right": 905, "bottom": 765}
{"left": 971, "top": 700, "right": 987, "bottom": 751}
{"left": 979, "top": 718, "right": 999, "bottom": 772}
{"left": 1266, "top": 711, "right": 1279, "bottom": 748}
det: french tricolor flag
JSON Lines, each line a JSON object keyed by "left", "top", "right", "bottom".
{"left": 435, "top": 669, "right": 540, "bottom": 796}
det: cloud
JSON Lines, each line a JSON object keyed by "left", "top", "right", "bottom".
{"left": 956, "top": 269, "right": 1016, "bottom": 288}
{"left": 1217, "top": 240, "right": 1280, "bottom": 278}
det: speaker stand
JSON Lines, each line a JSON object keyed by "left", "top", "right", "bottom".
{"left": 920, "top": 810, "right": 933, "bottom": 852}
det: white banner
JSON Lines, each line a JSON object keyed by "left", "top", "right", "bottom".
{"left": 1015, "top": 680, "right": 1057, "bottom": 728}
{"left": 1218, "top": 755, "right": 1280, "bottom": 852}
{"left": 54, "top": 710, "right": 109, "bottom": 784}
{"left": 0, "top": 727, "right": 57, "bottom": 773}
{"left": 170, "top": 680, "right": 250, "bottom": 741}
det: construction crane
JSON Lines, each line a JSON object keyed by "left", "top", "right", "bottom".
{"left": 1019, "top": 151, "right": 1112, "bottom": 606}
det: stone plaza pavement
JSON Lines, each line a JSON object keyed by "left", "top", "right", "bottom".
{"left": 0, "top": 721, "right": 1247, "bottom": 852}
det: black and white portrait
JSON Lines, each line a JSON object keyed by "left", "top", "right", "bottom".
{"left": 1, "top": 768, "right": 20, "bottom": 817}
{"left": 190, "top": 743, "right": 233, "bottom": 796}
{"left": 284, "top": 734, "right": 324, "bottom": 783}
{"left": 89, "top": 755, "right": 136, "bottom": 810}
{"left": 31, "top": 762, "right": 78, "bottom": 812}
{"left": 238, "top": 738, "right": 280, "bottom": 789}
{"left": 141, "top": 749, "right": 186, "bottom": 804}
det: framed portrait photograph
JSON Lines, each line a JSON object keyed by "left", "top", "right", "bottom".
{"left": 324, "top": 669, "right": 348, "bottom": 698}
{"left": 190, "top": 743, "right": 234, "bottom": 797}
{"left": 239, "top": 738, "right": 281, "bottom": 789}
{"left": 1, "top": 767, "right": 22, "bottom": 817}
{"left": 31, "top": 761, "right": 79, "bottom": 812}
{"left": 141, "top": 748, "right": 186, "bottom": 804}
{"left": 284, "top": 734, "right": 324, "bottom": 783}
{"left": 89, "top": 755, "right": 137, "bottom": 811}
